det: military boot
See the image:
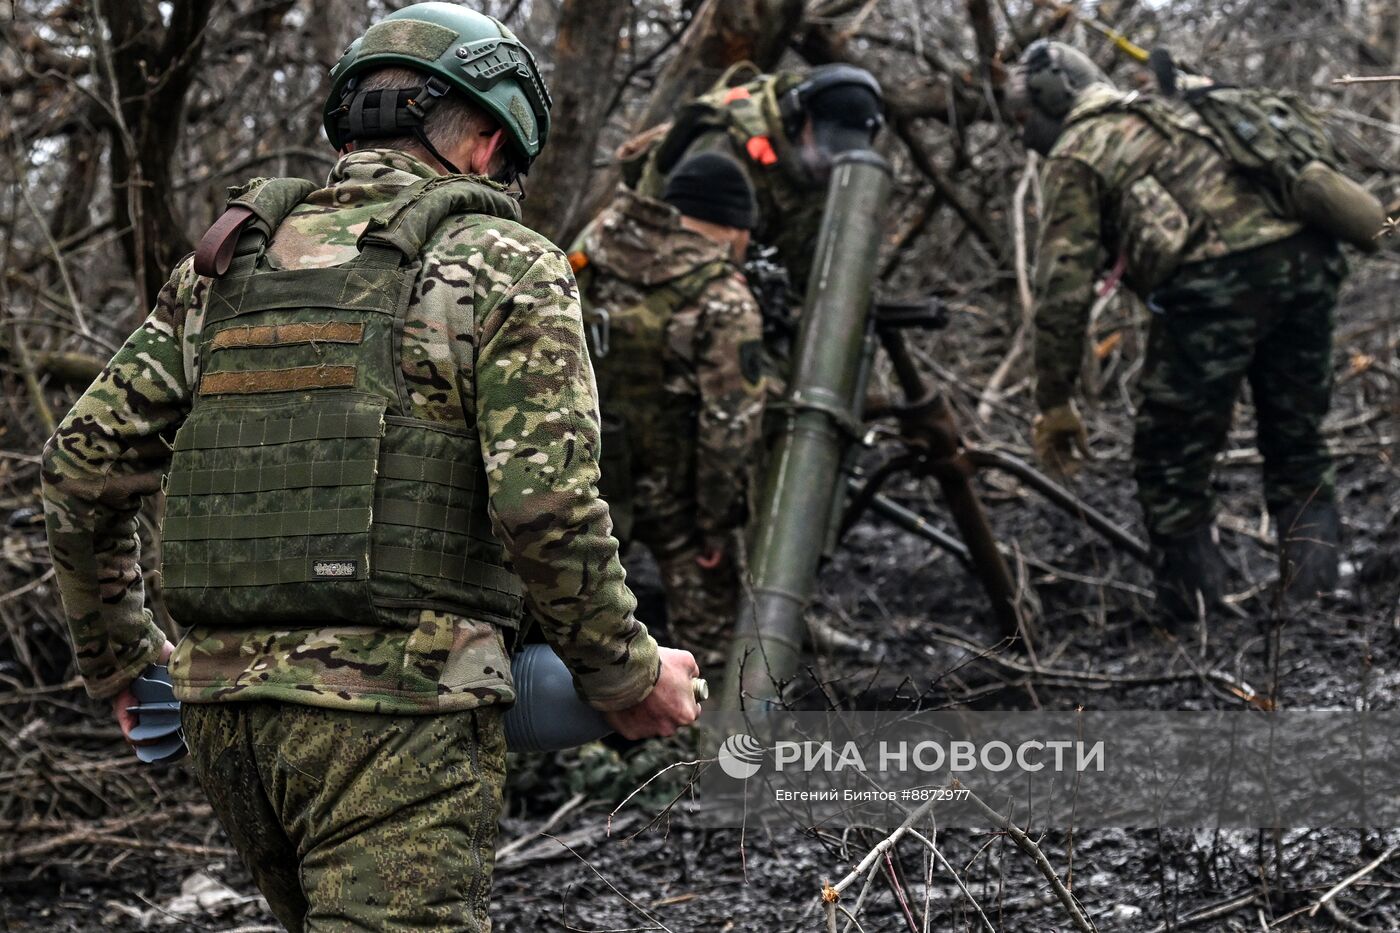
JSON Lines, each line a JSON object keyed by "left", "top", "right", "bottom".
{"left": 1274, "top": 499, "right": 1341, "bottom": 599}
{"left": 1151, "top": 523, "right": 1225, "bottom": 624}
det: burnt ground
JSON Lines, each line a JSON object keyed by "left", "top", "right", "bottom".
{"left": 2, "top": 256, "right": 1398, "bottom": 932}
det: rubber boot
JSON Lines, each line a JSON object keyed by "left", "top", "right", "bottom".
{"left": 1274, "top": 499, "right": 1341, "bottom": 599}
{"left": 1151, "top": 523, "right": 1225, "bottom": 624}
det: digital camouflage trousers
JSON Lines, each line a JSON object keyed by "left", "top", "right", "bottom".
{"left": 182, "top": 701, "right": 506, "bottom": 932}
{"left": 1134, "top": 231, "right": 1345, "bottom": 540}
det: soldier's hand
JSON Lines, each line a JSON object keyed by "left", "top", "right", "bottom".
{"left": 604, "top": 647, "right": 702, "bottom": 740}
{"left": 112, "top": 640, "right": 175, "bottom": 742}
{"left": 696, "top": 545, "right": 725, "bottom": 571}
{"left": 1032, "top": 402, "right": 1092, "bottom": 477}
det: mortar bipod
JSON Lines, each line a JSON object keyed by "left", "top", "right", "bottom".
{"left": 837, "top": 303, "right": 1152, "bottom": 646}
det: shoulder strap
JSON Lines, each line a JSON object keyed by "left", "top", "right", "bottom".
{"left": 357, "top": 176, "right": 523, "bottom": 264}
{"left": 660, "top": 259, "right": 735, "bottom": 308}
{"left": 194, "top": 177, "right": 318, "bottom": 277}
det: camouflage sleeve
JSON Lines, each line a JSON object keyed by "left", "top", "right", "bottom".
{"left": 475, "top": 245, "right": 661, "bottom": 712}
{"left": 40, "top": 260, "right": 200, "bottom": 700}
{"left": 693, "top": 272, "right": 766, "bottom": 535}
{"left": 1032, "top": 155, "right": 1108, "bottom": 411}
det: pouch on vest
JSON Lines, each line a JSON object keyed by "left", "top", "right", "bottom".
{"left": 163, "top": 176, "right": 526, "bottom": 632}
{"left": 1119, "top": 174, "right": 1191, "bottom": 292}
{"left": 584, "top": 260, "right": 733, "bottom": 541}
{"left": 1291, "top": 160, "right": 1385, "bottom": 252}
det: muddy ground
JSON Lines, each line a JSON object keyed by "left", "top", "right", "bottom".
{"left": 2, "top": 257, "right": 1398, "bottom": 932}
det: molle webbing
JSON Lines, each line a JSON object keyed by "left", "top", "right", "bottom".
{"left": 162, "top": 175, "right": 525, "bottom": 632}
{"left": 203, "top": 264, "right": 406, "bottom": 326}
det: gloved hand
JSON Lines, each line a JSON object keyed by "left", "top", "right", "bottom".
{"left": 1032, "top": 402, "right": 1092, "bottom": 476}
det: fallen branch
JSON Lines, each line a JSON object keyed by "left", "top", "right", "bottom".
{"left": 37, "top": 351, "right": 105, "bottom": 388}
{"left": 920, "top": 623, "right": 1264, "bottom": 707}
{"left": 1327, "top": 73, "right": 1400, "bottom": 84}
{"left": 1144, "top": 890, "right": 1260, "bottom": 933}
{"left": 1308, "top": 842, "right": 1400, "bottom": 917}
{"left": 495, "top": 791, "right": 588, "bottom": 862}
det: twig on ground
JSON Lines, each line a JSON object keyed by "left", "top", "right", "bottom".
{"left": 496, "top": 792, "right": 588, "bottom": 862}
{"left": 920, "top": 624, "right": 1263, "bottom": 706}
{"left": 1308, "top": 843, "right": 1400, "bottom": 917}
{"left": 1145, "top": 890, "right": 1260, "bottom": 933}
{"left": 1334, "top": 74, "right": 1400, "bottom": 85}
{"left": 543, "top": 832, "right": 676, "bottom": 933}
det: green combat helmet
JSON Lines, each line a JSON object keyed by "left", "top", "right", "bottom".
{"left": 1012, "top": 39, "right": 1113, "bottom": 155}
{"left": 323, "top": 1, "right": 552, "bottom": 177}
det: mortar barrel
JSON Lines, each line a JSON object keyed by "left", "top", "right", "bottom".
{"left": 719, "top": 152, "right": 892, "bottom": 710}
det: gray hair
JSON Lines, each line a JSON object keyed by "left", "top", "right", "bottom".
{"left": 352, "top": 66, "right": 497, "bottom": 154}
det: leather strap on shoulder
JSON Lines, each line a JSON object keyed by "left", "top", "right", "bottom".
{"left": 194, "top": 206, "right": 256, "bottom": 278}
{"left": 194, "top": 177, "right": 319, "bottom": 278}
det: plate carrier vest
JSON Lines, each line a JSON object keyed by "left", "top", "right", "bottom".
{"left": 162, "top": 175, "right": 524, "bottom": 632}
{"left": 570, "top": 251, "right": 732, "bottom": 542}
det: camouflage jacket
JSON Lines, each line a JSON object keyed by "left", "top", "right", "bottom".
{"left": 578, "top": 190, "right": 765, "bottom": 540}
{"left": 633, "top": 72, "right": 825, "bottom": 291}
{"left": 1033, "top": 85, "right": 1302, "bottom": 409}
{"left": 42, "top": 149, "right": 660, "bottom": 714}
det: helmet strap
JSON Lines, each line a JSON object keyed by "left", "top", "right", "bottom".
{"left": 334, "top": 77, "right": 465, "bottom": 174}
{"left": 412, "top": 125, "right": 464, "bottom": 176}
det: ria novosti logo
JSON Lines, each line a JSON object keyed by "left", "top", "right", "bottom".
{"left": 718, "top": 733, "right": 765, "bottom": 779}
{"left": 715, "top": 732, "right": 1106, "bottom": 779}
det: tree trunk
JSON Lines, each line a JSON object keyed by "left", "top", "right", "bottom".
{"left": 523, "top": 0, "right": 633, "bottom": 243}
{"left": 95, "top": 0, "right": 214, "bottom": 308}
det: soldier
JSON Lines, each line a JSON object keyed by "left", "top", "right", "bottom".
{"left": 573, "top": 153, "right": 766, "bottom": 665}
{"left": 1010, "top": 40, "right": 1349, "bottom": 620}
{"left": 41, "top": 4, "right": 700, "bottom": 930}
{"left": 628, "top": 63, "right": 884, "bottom": 291}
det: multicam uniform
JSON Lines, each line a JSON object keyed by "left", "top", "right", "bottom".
{"left": 632, "top": 72, "right": 824, "bottom": 290}
{"left": 575, "top": 190, "right": 766, "bottom": 662}
{"left": 42, "top": 149, "right": 659, "bottom": 931}
{"left": 1034, "top": 86, "right": 1344, "bottom": 540}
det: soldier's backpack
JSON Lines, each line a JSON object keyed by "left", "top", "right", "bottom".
{"left": 1181, "top": 85, "right": 1384, "bottom": 251}
{"left": 618, "top": 62, "right": 800, "bottom": 189}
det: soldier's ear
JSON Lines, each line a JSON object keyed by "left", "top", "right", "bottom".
{"left": 469, "top": 128, "right": 509, "bottom": 177}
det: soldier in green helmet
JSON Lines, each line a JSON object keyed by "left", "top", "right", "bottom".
{"left": 626, "top": 63, "right": 884, "bottom": 291}
{"left": 573, "top": 153, "right": 767, "bottom": 666}
{"left": 41, "top": 3, "right": 701, "bottom": 929}
{"left": 1008, "top": 39, "right": 1353, "bottom": 621}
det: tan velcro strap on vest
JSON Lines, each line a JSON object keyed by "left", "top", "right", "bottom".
{"left": 210, "top": 322, "right": 365, "bottom": 351}
{"left": 194, "top": 206, "right": 256, "bottom": 278}
{"left": 199, "top": 365, "right": 358, "bottom": 396}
